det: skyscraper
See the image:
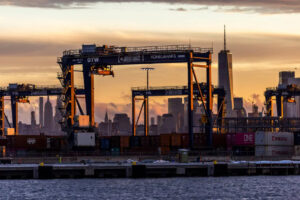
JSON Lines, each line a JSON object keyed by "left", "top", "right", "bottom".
{"left": 53, "top": 96, "right": 63, "bottom": 133}
{"left": 39, "top": 97, "right": 44, "bottom": 127}
{"left": 279, "top": 71, "right": 296, "bottom": 117}
{"left": 44, "top": 96, "right": 53, "bottom": 132}
{"left": 168, "top": 98, "right": 184, "bottom": 132}
{"left": 218, "top": 25, "right": 233, "bottom": 116}
{"left": 31, "top": 111, "right": 36, "bottom": 126}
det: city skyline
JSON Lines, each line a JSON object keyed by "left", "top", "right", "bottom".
{"left": 0, "top": 1, "right": 300, "bottom": 112}
{"left": 0, "top": 1, "right": 300, "bottom": 124}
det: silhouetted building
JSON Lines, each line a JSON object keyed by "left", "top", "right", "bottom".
{"left": 168, "top": 98, "right": 184, "bottom": 132}
{"left": 218, "top": 26, "right": 233, "bottom": 116}
{"left": 232, "top": 97, "right": 247, "bottom": 117}
{"left": 158, "top": 114, "right": 176, "bottom": 134}
{"left": 248, "top": 104, "right": 259, "bottom": 117}
{"left": 99, "top": 110, "right": 113, "bottom": 136}
{"left": 39, "top": 97, "right": 44, "bottom": 127}
{"left": 53, "top": 96, "right": 63, "bottom": 134}
{"left": 113, "top": 113, "right": 131, "bottom": 135}
{"left": 151, "top": 117, "right": 155, "bottom": 126}
{"left": 31, "top": 111, "right": 36, "bottom": 126}
{"left": 44, "top": 96, "right": 53, "bottom": 132}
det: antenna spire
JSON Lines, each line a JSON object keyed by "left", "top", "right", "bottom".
{"left": 224, "top": 25, "right": 226, "bottom": 51}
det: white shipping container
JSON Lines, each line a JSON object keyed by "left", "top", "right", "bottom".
{"left": 255, "top": 131, "right": 294, "bottom": 146}
{"left": 74, "top": 132, "right": 95, "bottom": 147}
{"left": 255, "top": 146, "right": 294, "bottom": 157}
{"left": 5, "top": 128, "right": 15, "bottom": 136}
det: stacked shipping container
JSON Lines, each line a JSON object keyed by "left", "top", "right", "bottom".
{"left": 255, "top": 132, "right": 294, "bottom": 157}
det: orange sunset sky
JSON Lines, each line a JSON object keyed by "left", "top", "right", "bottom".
{"left": 0, "top": 0, "right": 299, "bottom": 123}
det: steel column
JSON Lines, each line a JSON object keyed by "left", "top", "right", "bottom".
{"left": 11, "top": 96, "right": 18, "bottom": 135}
{"left": 144, "top": 97, "right": 148, "bottom": 136}
{"left": 132, "top": 95, "right": 136, "bottom": 136}
{"left": 83, "top": 63, "right": 95, "bottom": 127}
{"left": 188, "top": 52, "right": 194, "bottom": 148}
{"left": 205, "top": 53, "right": 213, "bottom": 146}
{"left": 265, "top": 95, "right": 273, "bottom": 117}
{"left": 276, "top": 95, "right": 283, "bottom": 117}
{"left": 0, "top": 96, "right": 4, "bottom": 136}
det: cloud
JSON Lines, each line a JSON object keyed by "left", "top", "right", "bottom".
{"left": 169, "top": 7, "right": 187, "bottom": 12}
{"left": 243, "top": 93, "right": 265, "bottom": 114}
{"left": 1, "top": 0, "right": 300, "bottom": 14}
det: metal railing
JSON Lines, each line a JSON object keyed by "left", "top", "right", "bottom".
{"left": 62, "top": 44, "right": 213, "bottom": 57}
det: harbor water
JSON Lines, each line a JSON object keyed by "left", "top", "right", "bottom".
{"left": 0, "top": 176, "right": 298, "bottom": 200}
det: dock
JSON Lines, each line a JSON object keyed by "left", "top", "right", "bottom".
{"left": 0, "top": 161, "right": 299, "bottom": 179}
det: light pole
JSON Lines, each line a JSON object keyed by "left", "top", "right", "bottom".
{"left": 141, "top": 67, "right": 155, "bottom": 136}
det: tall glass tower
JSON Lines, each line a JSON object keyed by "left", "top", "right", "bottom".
{"left": 218, "top": 25, "right": 233, "bottom": 116}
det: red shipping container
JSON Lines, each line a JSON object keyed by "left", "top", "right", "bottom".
{"left": 181, "top": 134, "right": 189, "bottom": 148}
{"left": 235, "top": 133, "right": 254, "bottom": 146}
{"left": 171, "top": 134, "right": 181, "bottom": 147}
{"left": 140, "top": 136, "right": 151, "bottom": 147}
{"left": 213, "top": 134, "right": 227, "bottom": 148}
{"left": 226, "top": 134, "right": 234, "bottom": 151}
{"left": 160, "top": 134, "right": 171, "bottom": 147}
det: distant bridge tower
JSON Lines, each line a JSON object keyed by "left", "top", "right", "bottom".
{"left": 218, "top": 25, "right": 234, "bottom": 116}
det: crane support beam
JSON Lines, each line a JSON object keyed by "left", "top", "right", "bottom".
{"left": 11, "top": 97, "right": 18, "bottom": 135}
{"left": 206, "top": 53, "right": 213, "bottom": 146}
{"left": 83, "top": 62, "right": 95, "bottom": 127}
{"left": 0, "top": 97, "right": 4, "bottom": 136}
{"left": 187, "top": 52, "right": 194, "bottom": 148}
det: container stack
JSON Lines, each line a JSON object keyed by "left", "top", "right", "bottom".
{"left": 255, "top": 132, "right": 294, "bottom": 157}
{"left": 294, "top": 132, "right": 300, "bottom": 156}
{"left": 227, "top": 133, "right": 255, "bottom": 156}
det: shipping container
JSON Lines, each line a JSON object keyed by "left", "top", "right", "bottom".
{"left": 213, "top": 134, "right": 227, "bottom": 149}
{"left": 255, "top": 146, "right": 294, "bottom": 157}
{"left": 74, "top": 115, "right": 90, "bottom": 128}
{"left": 159, "top": 146, "right": 170, "bottom": 155}
{"left": 193, "top": 133, "right": 206, "bottom": 148}
{"left": 120, "top": 136, "right": 130, "bottom": 148}
{"left": 294, "top": 132, "right": 300, "bottom": 145}
{"left": 82, "top": 44, "right": 96, "bottom": 53}
{"left": 5, "top": 128, "right": 15, "bottom": 136}
{"left": 160, "top": 134, "right": 171, "bottom": 147}
{"left": 171, "top": 134, "right": 181, "bottom": 147}
{"left": 294, "top": 145, "right": 300, "bottom": 156}
{"left": 100, "top": 138, "right": 110, "bottom": 150}
{"left": 74, "top": 132, "right": 95, "bottom": 147}
{"left": 130, "top": 136, "right": 140, "bottom": 147}
{"left": 0, "top": 138, "right": 7, "bottom": 146}
{"left": 140, "top": 136, "right": 151, "bottom": 147}
{"left": 110, "top": 136, "right": 120, "bottom": 148}
{"left": 111, "top": 147, "right": 120, "bottom": 156}
{"left": 226, "top": 134, "right": 234, "bottom": 151}
{"left": 150, "top": 136, "right": 160, "bottom": 147}
{"left": 235, "top": 132, "right": 254, "bottom": 146}
{"left": 181, "top": 134, "right": 189, "bottom": 148}
{"left": 232, "top": 146, "right": 255, "bottom": 156}
{"left": 255, "top": 132, "right": 294, "bottom": 146}
{"left": 7, "top": 135, "right": 47, "bottom": 151}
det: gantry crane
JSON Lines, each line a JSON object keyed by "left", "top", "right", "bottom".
{"left": 0, "top": 84, "right": 85, "bottom": 135}
{"left": 58, "top": 44, "right": 213, "bottom": 148}
{"left": 131, "top": 83, "right": 226, "bottom": 140}
{"left": 265, "top": 84, "right": 300, "bottom": 117}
